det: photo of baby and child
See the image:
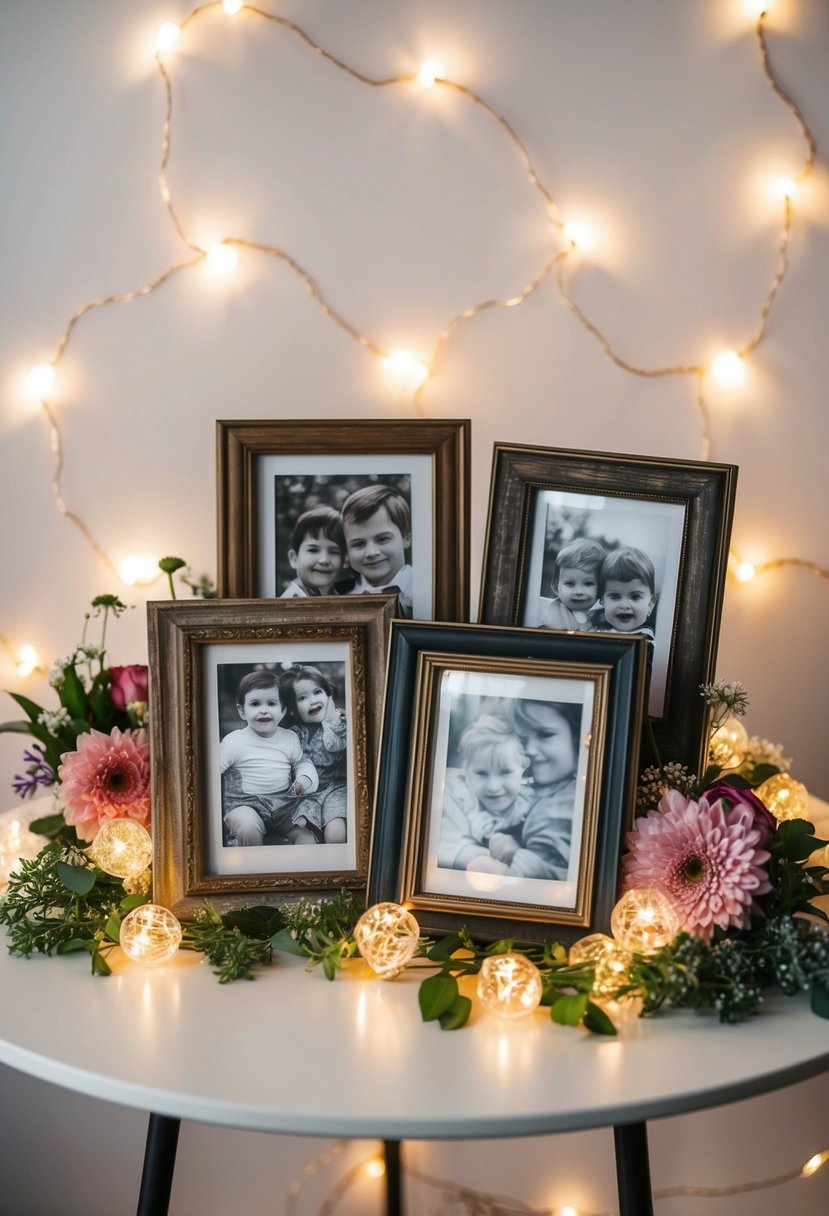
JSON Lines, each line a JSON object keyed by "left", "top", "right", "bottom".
{"left": 254, "top": 453, "right": 437, "bottom": 620}
{"left": 202, "top": 645, "right": 357, "bottom": 879}
{"left": 422, "top": 669, "right": 594, "bottom": 914}
{"left": 521, "top": 490, "right": 686, "bottom": 717}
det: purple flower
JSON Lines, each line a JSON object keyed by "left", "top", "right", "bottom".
{"left": 704, "top": 779, "right": 777, "bottom": 849}
{"left": 11, "top": 745, "right": 56, "bottom": 799}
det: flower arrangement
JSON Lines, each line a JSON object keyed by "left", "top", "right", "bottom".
{"left": 2, "top": 662, "right": 828, "bottom": 1026}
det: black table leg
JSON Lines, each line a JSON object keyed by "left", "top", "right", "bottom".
{"left": 136, "top": 1113, "right": 181, "bottom": 1216}
{"left": 614, "top": 1121, "right": 654, "bottom": 1216}
{"left": 383, "top": 1138, "right": 403, "bottom": 1216}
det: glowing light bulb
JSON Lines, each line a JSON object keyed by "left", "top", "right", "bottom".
{"left": 611, "top": 888, "right": 680, "bottom": 952}
{"left": 15, "top": 644, "right": 41, "bottom": 677}
{"left": 155, "top": 21, "right": 181, "bottom": 52}
{"left": 25, "top": 362, "right": 55, "bottom": 400}
{"left": 380, "top": 349, "right": 429, "bottom": 387}
{"left": 569, "top": 934, "right": 633, "bottom": 998}
{"left": 755, "top": 772, "right": 809, "bottom": 822}
{"left": 560, "top": 1207, "right": 578, "bottom": 1216}
{"left": 417, "top": 59, "right": 445, "bottom": 88}
{"left": 709, "top": 714, "right": 749, "bottom": 769}
{"left": 736, "top": 562, "right": 757, "bottom": 583}
{"left": 769, "top": 175, "right": 797, "bottom": 200}
{"left": 744, "top": 0, "right": 771, "bottom": 17}
{"left": 365, "top": 1158, "right": 386, "bottom": 1179}
{"left": 206, "top": 242, "right": 239, "bottom": 274}
{"left": 120, "top": 904, "right": 182, "bottom": 966}
{"left": 222, "top": 0, "right": 243, "bottom": 12}
{"left": 118, "top": 555, "right": 159, "bottom": 586}
{"left": 354, "top": 903, "right": 420, "bottom": 978}
{"left": 92, "top": 820, "right": 154, "bottom": 879}
{"left": 476, "top": 953, "right": 543, "bottom": 1018}
{"left": 711, "top": 350, "right": 746, "bottom": 388}
{"left": 562, "top": 221, "right": 595, "bottom": 252}
{"left": 802, "top": 1150, "right": 829, "bottom": 1177}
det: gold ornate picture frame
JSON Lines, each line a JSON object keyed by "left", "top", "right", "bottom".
{"left": 148, "top": 596, "right": 394, "bottom": 918}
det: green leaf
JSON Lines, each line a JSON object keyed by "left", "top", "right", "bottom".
{"left": 583, "top": 1001, "right": 619, "bottom": 1036}
{"left": 29, "top": 813, "right": 68, "bottom": 838}
{"left": 715, "top": 773, "right": 752, "bottom": 789}
{"left": 775, "top": 819, "right": 823, "bottom": 861}
{"left": 56, "top": 937, "right": 92, "bottom": 954}
{"left": 550, "top": 992, "right": 588, "bottom": 1026}
{"left": 427, "top": 933, "right": 463, "bottom": 962}
{"left": 104, "top": 913, "right": 122, "bottom": 945}
{"left": 57, "top": 665, "right": 88, "bottom": 720}
{"left": 8, "top": 692, "right": 46, "bottom": 725}
{"left": 57, "top": 860, "right": 96, "bottom": 896}
{"left": 418, "top": 972, "right": 459, "bottom": 1021}
{"left": 0, "top": 719, "right": 34, "bottom": 735}
{"left": 752, "top": 763, "right": 782, "bottom": 785}
{"left": 439, "top": 994, "right": 472, "bottom": 1030}
{"left": 223, "top": 906, "right": 285, "bottom": 939}
{"left": 119, "top": 892, "right": 150, "bottom": 914}
{"left": 270, "top": 928, "right": 307, "bottom": 957}
{"left": 810, "top": 973, "right": 829, "bottom": 1019}
{"left": 90, "top": 948, "right": 112, "bottom": 977}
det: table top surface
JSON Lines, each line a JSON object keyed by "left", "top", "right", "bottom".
{"left": 1, "top": 942, "right": 828, "bottom": 1140}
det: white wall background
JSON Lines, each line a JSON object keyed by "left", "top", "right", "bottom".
{"left": 1, "top": 2, "right": 828, "bottom": 1213}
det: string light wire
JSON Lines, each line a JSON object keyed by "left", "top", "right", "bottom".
{"left": 13, "top": 3, "right": 828, "bottom": 620}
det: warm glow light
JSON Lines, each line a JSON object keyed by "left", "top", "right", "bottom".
{"left": 118, "top": 554, "right": 159, "bottom": 586}
{"left": 569, "top": 934, "right": 633, "bottom": 998}
{"left": 744, "top": 0, "right": 771, "bottom": 17}
{"left": 769, "top": 174, "right": 797, "bottom": 200}
{"left": 120, "top": 904, "right": 182, "bottom": 966}
{"left": 736, "top": 562, "right": 757, "bottom": 583}
{"left": 365, "top": 1158, "right": 386, "bottom": 1179}
{"left": 802, "top": 1150, "right": 829, "bottom": 1177}
{"left": 476, "top": 953, "right": 543, "bottom": 1018}
{"left": 711, "top": 350, "right": 747, "bottom": 388}
{"left": 155, "top": 21, "right": 181, "bottom": 52}
{"left": 562, "top": 220, "right": 595, "bottom": 252}
{"left": 417, "top": 59, "right": 445, "bottom": 88}
{"left": 381, "top": 349, "right": 429, "bottom": 387}
{"left": 92, "top": 820, "right": 154, "bottom": 879}
{"left": 206, "top": 242, "right": 239, "bottom": 274}
{"left": 755, "top": 772, "right": 809, "bottom": 822}
{"left": 611, "top": 888, "right": 680, "bottom": 952}
{"left": 709, "top": 714, "right": 749, "bottom": 769}
{"left": 354, "top": 903, "right": 420, "bottom": 979}
{"left": 15, "top": 644, "right": 42, "bottom": 677}
{"left": 222, "top": 0, "right": 244, "bottom": 13}
{"left": 24, "top": 362, "right": 55, "bottom": 399}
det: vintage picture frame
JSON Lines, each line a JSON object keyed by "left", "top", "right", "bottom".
{"left": 216, "top": 418, "right": 471, "bottom": 621}
{"left": 148, "top": 596, "right": 395, "bottom": 919}
{"left": 367, "top": 621, "right": 648, "bottom": 945}
{"left": 478, "top": 444, "right": 737, "bottom": 772}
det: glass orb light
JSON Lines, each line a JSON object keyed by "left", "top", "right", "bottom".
{"left": 120, "top": 904, "right": 182, "bottom": 967}
{"left": 611, "top": 888, "right": 680, "bottom": 953}
{"left": 755, "top": 773, "right": 809, "bottom": 822}
{"left": 708, "top": 714, "right": 749, "bottom": 769}
{"left": 569, "top": 933, "right": 633, "bottom": 998}
{"left": 92, "top": 819, "right": 153, "bottom": 879}
{"left": 476, "top": 953, "right": 543, "bottom": 1018}
{"left": 354, "top": 902, "right": 420, "bottom": 979}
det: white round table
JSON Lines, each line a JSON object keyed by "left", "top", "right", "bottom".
{"left": 0, "top": 943, "right": 827, "bottom": 1215}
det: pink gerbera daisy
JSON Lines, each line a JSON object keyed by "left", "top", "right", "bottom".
{"left": 58, "top": 727, "right": 151, "bottom": 842}
{"left": 622, "top": 788, "right": 772, "bottom": 945}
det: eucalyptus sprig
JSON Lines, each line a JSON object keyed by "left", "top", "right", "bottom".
{"left": 183, "top": 902, "right": 283, "bottom": 983}
{"left": 272, "top": 891, "right": 363, "bottom": 979}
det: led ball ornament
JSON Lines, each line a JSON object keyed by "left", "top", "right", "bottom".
{"left": 755, "top": 773, "right": 809, "bottom": 822}
{"left": 92, "top": 819, "right": 153, "bottom": 879}
{"left": 120, "top": 904, "right": 182, "bottom": 966}
{"left": 476, "top": 953, "right": 543, "bottom": 1018}
{"left": 611, "top": 888, "right": 680, "bottom": 952}
{"left": 709, "top": 714, "right": 749, "bottom": 769}
{"left": 568, "top": 933, "right": 633, "bottom": 998}
{"left": 354, "top": 902, "right": 420, "bottom": 979}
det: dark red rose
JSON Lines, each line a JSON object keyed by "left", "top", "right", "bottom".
{"left": 109, "top": 665, "right": 149, "bottom": 710}
{"left": 704, "top": 779, "right": 777, "bottom": 848}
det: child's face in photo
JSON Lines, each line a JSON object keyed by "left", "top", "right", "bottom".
{"left": 602, "top": 577, "right": 656, "bottom": 632}
{"left": 293, "top": 678, "right": 331, "bottom": 724}
{"left": 465, "top": 744, "right": 526, "bottom": 815}
{"left": 520, "top": 705, "right": 576, "bottom": 788}
{"left": 555, "top": 564, "right": 598, "bottom": 612}
{"left": 288, "top": 531, "right": 343, "bottom": 593}
{"left": 238, "top": 685, "right": 285, "bottom": 737}
{"left": 343, "top": 506, "right": 410, "bottom": 586}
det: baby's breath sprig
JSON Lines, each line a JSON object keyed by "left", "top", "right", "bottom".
{"left": 636, "top": 762, "right": 699, "bottom": 815}
{"left": 700, "top": 679, "right": 749, "bottom": 730}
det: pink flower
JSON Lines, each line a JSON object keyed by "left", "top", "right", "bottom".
{"left": 704, "top": 779, "right": 777, "bottom": 849}
{"left": 622, "top": 788, "right": 772, "bottom": 945}
{"left": 58, "top": 727, "right": 151, "bottom": 842}
{"left": 109, "top": 664, "right": 149, "bottom": 710}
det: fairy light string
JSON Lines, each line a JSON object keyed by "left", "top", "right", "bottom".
{"left": 9, "top": 0, "right": 827, "bottom": 673}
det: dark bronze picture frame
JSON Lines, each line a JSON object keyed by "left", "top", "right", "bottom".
{"left": 478, "top": 444, "right": 737, "bottom": 773}
{"left": 148, "top": 596, "right": 395, "bottom": 919}
{"left": 216, "top": 418, "right": 471, "bottom": 621}
{"left": 367, "top": 621, "right": 648, "bottom": 945}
